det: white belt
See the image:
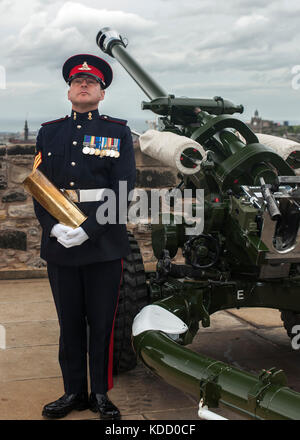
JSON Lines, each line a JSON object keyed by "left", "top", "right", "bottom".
{"left": 61, "top": 188, "right": 108, "bottom": 203}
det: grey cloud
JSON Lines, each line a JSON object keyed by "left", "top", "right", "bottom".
{"left": 0, "top": 0, "right": 300, "bottom": 128}
{"left": 169, "top": 0, "right": 285, "bottom": 18}
{"left": 2, "top": 1, "right": 156, "bottom": 71}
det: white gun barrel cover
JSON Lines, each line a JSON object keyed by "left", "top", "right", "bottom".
{"left": 139, "top": 129, "right": 207, "bottom": 175}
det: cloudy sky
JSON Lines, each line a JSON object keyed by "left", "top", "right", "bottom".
{"left": 0, "top": 0, "right": 300, "bottom": 133}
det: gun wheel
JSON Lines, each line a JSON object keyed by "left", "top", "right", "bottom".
{"left": 113, "top": 231, "right": 149, "bottom": 374}
{"left": 280, "top": 310, "right": 300, "bottom": 339}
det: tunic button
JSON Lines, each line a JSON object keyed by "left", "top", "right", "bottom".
{"left": 47, "top": 152, "right": 52, "bottom": 156}
{"left": 71, "top": 162, "right": 76, "bottom": 166}
{"left": 70, "top": 181, "right": 75, "bottom": 187}
{"left": 72, "top": 141, "right": 77, "bottom": 146}
{"left": 77, "top": 125, "right": 82, "bottom": 129}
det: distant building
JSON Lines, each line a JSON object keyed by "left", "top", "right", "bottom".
{"left": 24, "top": 120, "right": 29, "bottom": 141}
{"left": 8, "top": 119, "right": 36, "bottom": 144}
{"left": 248, "top": 109, "right": 277, "bottom": 133}
{"left": 246, "top": 110, "right": 300, "bottom": 142}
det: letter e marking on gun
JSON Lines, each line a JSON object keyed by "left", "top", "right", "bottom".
{"left": 237, "top": 290, "right": 244, "bottom": 300}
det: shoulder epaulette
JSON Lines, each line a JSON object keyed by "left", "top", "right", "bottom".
{"left": 41, "top": 115, "right": 69, "bottom": 126}
{"left": 100, "top": 114, "right": 127, "bottom": 126}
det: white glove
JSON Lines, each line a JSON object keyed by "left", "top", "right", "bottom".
{"left": 57, "top": 226, "right": 89, "bottom": 248}
{"left": 50, "top": 223, "right": 74, "bottom": 238}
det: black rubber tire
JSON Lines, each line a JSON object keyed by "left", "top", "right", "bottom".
{"left": 280, "top": 310, "right": 300, "bottom": 338}
{"left": 113, "top": 232, "right": 149, "bottom": 374}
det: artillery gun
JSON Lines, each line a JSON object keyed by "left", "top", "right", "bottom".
{"left": 96, "top": 27, "right": 300, "bottom": 420}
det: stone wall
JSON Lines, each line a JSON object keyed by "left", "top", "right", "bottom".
{"left": 0, "top": 140, "right": 182, "bottom": 278}
{"left": 0, "top": 144, "right": 46, "bottom": 277}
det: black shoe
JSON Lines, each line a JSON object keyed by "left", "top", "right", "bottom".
{"left": 89, "top": 393, "right": 121, "bottom": 420}
{"left": 42, "top": 392, "right": 89, "bottom": 419}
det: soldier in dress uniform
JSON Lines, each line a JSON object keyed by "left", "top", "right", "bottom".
{"left": 33, "top": 54, "right": 136, "bottom": 419}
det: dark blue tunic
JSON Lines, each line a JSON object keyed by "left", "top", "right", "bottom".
{"left": 33, "top": 108, "right": 136, "bottom": 266}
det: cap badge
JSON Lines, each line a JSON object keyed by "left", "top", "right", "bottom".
{"left": 79, "top": 61, "right": 91, "bottom": 71}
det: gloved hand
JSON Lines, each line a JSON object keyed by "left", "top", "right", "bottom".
{"left": 57, "top": 226, "right": 89, "bottom": 248}
{"left": 50, "top": 223, "right": 74, "bottom": 239}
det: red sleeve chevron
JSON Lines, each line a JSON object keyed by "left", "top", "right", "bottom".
{"left": 33, "top": 151, "right": 42, "bottom": 170}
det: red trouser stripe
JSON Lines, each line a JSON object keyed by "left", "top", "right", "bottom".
{"left": 107, "top": 258, "right": 123, "bottom": 391}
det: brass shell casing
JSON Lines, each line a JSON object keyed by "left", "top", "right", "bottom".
{"left": 23, "top": 168, "right": 87, "bottom": 229}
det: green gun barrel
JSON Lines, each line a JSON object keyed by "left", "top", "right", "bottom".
{"left": 96, "top": 27, "right": 167, "bottom": 100}
{"left": 133, "top": 295, "right": 300, "bottom": 420}
{"left": 134, "top": 330, "right": 300, "bottom": 420}
{"left": 96, "top": 27, "right": 243, "bottom": 117}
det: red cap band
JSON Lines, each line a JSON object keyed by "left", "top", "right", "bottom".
{"left": 69, "top": 64, "right": 105, "bottom": 82}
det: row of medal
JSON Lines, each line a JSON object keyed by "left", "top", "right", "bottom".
{"left": 82, "top": 135, "right": 120, "bottom": 158}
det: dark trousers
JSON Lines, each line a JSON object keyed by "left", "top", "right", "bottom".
{"left": 47, "top": 258, "right": 123, "bottom": 394}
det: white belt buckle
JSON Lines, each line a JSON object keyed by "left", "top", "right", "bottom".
{"left": 79, "top": 188, "right": 106, "bottom": 202}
